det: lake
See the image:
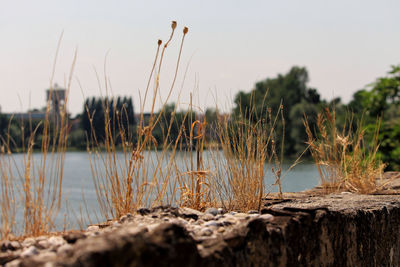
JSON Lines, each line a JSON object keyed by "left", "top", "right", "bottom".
{"left": 1, "top": 151, "right": 320, "bottom": 232}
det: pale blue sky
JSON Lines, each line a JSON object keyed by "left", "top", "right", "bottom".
{"left": 1, "top": 0, "right": 399, "bottom": 115}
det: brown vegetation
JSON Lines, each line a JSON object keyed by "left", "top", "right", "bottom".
{"left": 304, "top": 108, "right": 385, "bottom": 193}
{"left": 0, "top": 34, "right": 75, "bottom": 238}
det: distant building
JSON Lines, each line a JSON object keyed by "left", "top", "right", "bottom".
{"left": 46, "top": 83, "right": 67, "bottom": 122}
{"left": 9, "top": 110, "right": 46, "bottom": 121}
{"left": 4, "top": 83, "right": 68, "bottom": 122}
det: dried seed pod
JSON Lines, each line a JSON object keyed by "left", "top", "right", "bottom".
{"left": 171, "top": 21, "right": 177, "bottom": 30}
{"left": 183, "top": 27, "right": 189, "bottom": 34}
{"left": 158, "top": 39, "right": 162, "bottom": 46}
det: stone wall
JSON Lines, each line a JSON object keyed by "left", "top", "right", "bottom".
{"left": 2, "top": 193, "right": 400, "bottom": 266}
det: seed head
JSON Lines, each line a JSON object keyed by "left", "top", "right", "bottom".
{"left": 183, "top": 27, "right": 189, "bottom": 34}
{"left": 171, "top": 21, "right": 177, "bottom": 30}
{"left": 158, "top": 39, "right": 162, "bottom": 46}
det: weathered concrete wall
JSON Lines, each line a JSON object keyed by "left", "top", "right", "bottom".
{"left": 262, "top": 194, "right": 400, "bottom": 267}
{"left": 3, "top": 193, "right": 400, "bottom": 267}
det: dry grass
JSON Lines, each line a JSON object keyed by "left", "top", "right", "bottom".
{"left": 304, "top": 108, "right": 385, "bottom": 194}
{"left": 87, "top": 22, "right": 192, "bottom": 220}
{"left": 87, "top": 31, "right": 290, "bottom": 216}
{"left": 208, "top": 97, "right": 286, "bottom": 212}
{"left": 0, "top": 34, "right": 75, "bottom": 238}
{"left": 0, "top": 127, "right": 17, "bottom": 239}
{"left": 86, "top": 21, "right": 288, "bottom": 216}
{"left": 174, "top": 97, "right": 213, "bottom": 211}
{"left": 0, "top": 81, "right": 73, "bottom": 237}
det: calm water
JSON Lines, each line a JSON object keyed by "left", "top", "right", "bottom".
{"left": 1, "top": 151, "right": 320, "bottom": 231}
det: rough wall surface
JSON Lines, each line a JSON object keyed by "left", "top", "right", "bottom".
{"left": 3, "top": 193, "right": 400, "bottom": 267}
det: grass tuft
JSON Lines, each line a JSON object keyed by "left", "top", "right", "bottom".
{"left": 0, "top": 35, "right": 75, "bottom": 237}
{"left": 304, "top": 108, "right": 385, "bottom": 193}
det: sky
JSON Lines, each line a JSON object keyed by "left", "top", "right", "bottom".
{"left": 1, "top": 0, "right": 399, "bottom": 116}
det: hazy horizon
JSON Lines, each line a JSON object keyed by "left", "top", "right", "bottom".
{"left": 1, "top": 0, "right": 399, "bottom": 116}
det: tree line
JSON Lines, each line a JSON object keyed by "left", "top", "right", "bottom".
{"left": 232, "top": 65, "right": 400, "bottom": 170}
{"left": 0, "top": 65, "right": 399, "bottom": 170}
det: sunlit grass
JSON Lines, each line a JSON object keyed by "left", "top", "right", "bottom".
{"left": 0, "top": 33, "right": 76, "bottom": 238}
{"left": 304, "top": 108, "right": 385, "bottom": 193}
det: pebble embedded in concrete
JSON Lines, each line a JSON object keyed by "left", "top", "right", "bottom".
{"left": 21, "top": 246, "right": 39, "bottom": 258}
{"left": 205, "top": 207, "right": 218, "bottom": 216}
{"left": 201, "top": 214, "right": 215, "bottom": 221}
{"left": 87, "top": 225, "right": 100, "bottom": 231}
{"left": 259, "top": 214, "right": 274, "bottom": 221}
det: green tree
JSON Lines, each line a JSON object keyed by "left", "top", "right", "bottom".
{"left": 377, "top": 122, "right": 400, "bottom": 171}
{"left": 233, "top": 66, "right": 322, "bottom": 155}
{"left": 0, "top": 113, "right": 8, "bottom": 138}
{"left": 289, "top": 100, "right": 319, "bottom": 153}
{"left": 205, "top": 108, "right": 219, "bottom": 141}
{"left": 347, "top": 64, "right": 400, "bottom": 170}
{"left": 350, "top": 65, "right": 400, "bottom": 119}
{"left": 348, "top": 90, "right": 372, "bottom": 115}
{"left": 152, "top": 103, "right": 195, "bottom": 147}
{"left": 81, "top": 96, "right": 136, "bottom": 145}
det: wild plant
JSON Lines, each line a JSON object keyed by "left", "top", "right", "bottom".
{"left": 87, "top": 22, "right": 190, "bottom": 220}
{"left": 304, "top": 108, "right": 385, "bottom": 193}
{"left": 0, "top": 35, "right": 76, "bottom": 237}
{"left": 209, "top": 93, "right": 286, "bottom": 211}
